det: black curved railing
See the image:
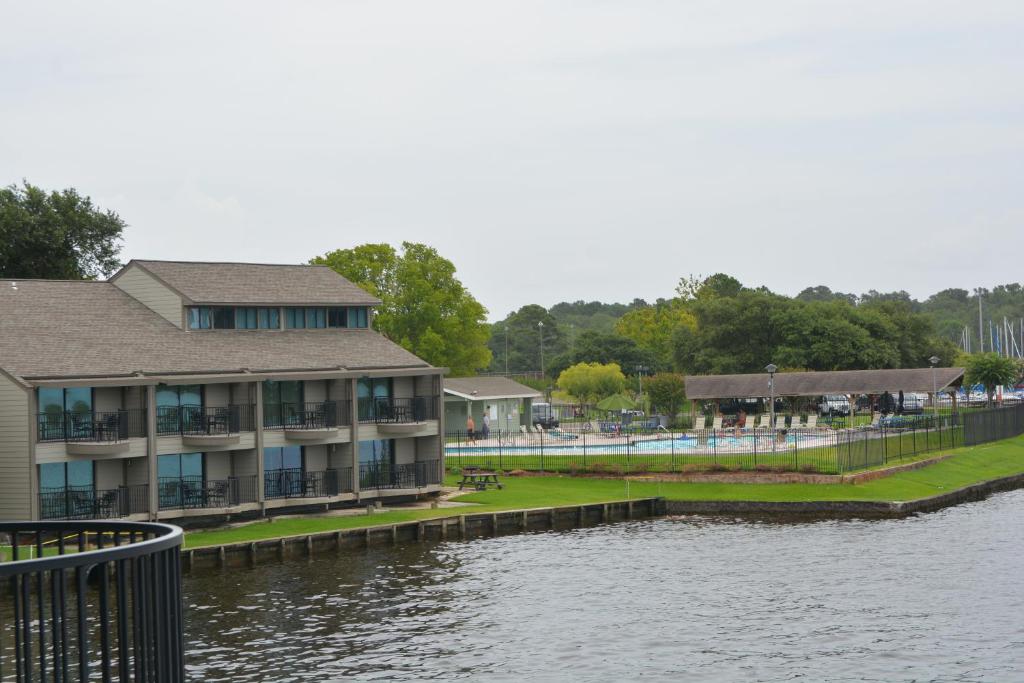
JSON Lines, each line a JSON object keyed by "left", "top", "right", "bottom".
{"left": 0, "top": 521, "right": 184, "bottom": 682}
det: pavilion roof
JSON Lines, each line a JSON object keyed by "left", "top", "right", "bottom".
{"left": 684, "top": 367, "right": 965, "bottom": 400}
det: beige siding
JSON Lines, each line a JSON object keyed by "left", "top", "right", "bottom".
{"left": 232, "top": 449, "right": 258, "bottom": 477}
{"left": 393, "top": 438, "right": 415, "bottom": 465}
{"left": 94, "top": 386, "right": 122, "bottom": 412}
{"left": 304, "top": 444, "right": 328, "bottom": 471}
{"left": 328, "top": 443, "right": 353, "bottom": 469}
{"left": 126, "top": 457, "right": 149, "bottom": 487}
{"left": 112, "top": 265, "right": 183, "bottom": 327}
{"left": 206, "top": 452, "right": 231, "bottom": 480}
{"left": 392, "top": 376, "right": 414, "bottom": 399}
{"left": 126, "top": 385, "right": 146, "bottom": 410}
{"left": 204, "top": 383, "right": 230, "bottom": 407}
{"left": 304, "top": 380, "right": 326, "bottom": 403}
{"left": 416, "top": 435, "right": 440, "bottom": 461}
{"left": 0, "top": 374, "right": 31, "bottom": 520}
{"left": 95, "top": 459, "right": 124, "bottom": 490}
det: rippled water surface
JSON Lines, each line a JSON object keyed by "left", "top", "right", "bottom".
{"left": 184, "top": 491, "right": 1024, "bottom": 681}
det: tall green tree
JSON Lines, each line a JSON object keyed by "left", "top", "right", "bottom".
{"left": 0, "top": 181, "right": 124, "bottom": 279}
{"left": 965, "top": 353, "right": 1019, "bottom": 406}
{"left": 556, "top": 362, "right": 626, "bottom": 404}
{"left": 644, "top": 373, "right": 686, "bottom": 417}
{"left": 312, "top": 243, "right": 491, "bottom": 375}
{"left": 547, "top": 331, "right": 657, "bottom": 379}
{"left": 487, "top": 305, "right": 565, "bottom": 375}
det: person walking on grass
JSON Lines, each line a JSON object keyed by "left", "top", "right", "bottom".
{"left": 467, "top": 414, "right": 476, "bottom": 444}
{"left": 482, "top": 408, "right": 491, "bottom": 440}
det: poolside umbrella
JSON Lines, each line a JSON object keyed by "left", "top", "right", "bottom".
{"left": 595, "top": 394, "right": 637, "bottom": 413}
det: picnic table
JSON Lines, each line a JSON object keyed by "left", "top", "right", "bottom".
{"left": 458, "top": 467, "right": 503, "bottom": 491}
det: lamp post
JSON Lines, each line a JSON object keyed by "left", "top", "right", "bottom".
{"left": 538, "top": 321, "right": 545, "bottom": 378}
{"left": 929, "top": 355, "right": 940, "bottom": 421}
{"left": 504, "top": 325, "right": 510, "bottom": 375}
{"left": 765, "top": 363, "right": 777, "bottom": 452}
{"left": 636, "top": 364, "right": 645, "bottom": 412}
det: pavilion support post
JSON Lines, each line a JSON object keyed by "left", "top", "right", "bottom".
{"left": 689, "top": 399, "right": 697, "bottom": 427}
{"left": 847, "top": 394, "right": 856, "bottom": 428}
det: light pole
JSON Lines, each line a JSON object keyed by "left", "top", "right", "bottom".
{"left": 538, "top": 321, "right": 545, "bottom": 378}
{"left": 636, "top": 364, "right": 645, "bottom": 411}
{"left": 929, "top": 355, "right": 940, "bottom": 421}
{"left": 504, "top": 325, "right": 509, "bottom": 375}
{"left": 766, "top": 363, "right": 777, "bottom": 452}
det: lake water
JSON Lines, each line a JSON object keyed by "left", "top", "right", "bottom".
{"left": 183, "top": 490, "right": 1024, "bottom": 682}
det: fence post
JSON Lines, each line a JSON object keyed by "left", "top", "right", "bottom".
{"left": 498, "top": 430, "right": 503, "bottom": 471}
{"left": 539, "top": 428, "right": 544, "bottom": 473}
{"left": 670, "top": 428, "right": 675, "bottom": 472}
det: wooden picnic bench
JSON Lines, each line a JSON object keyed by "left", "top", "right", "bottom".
{"left": 458, "top": 467, "right": 503, "bottom": 491}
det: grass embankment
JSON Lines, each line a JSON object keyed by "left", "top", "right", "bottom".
{"left": 184, "top": 435, "right": 1024, "bottom": 549}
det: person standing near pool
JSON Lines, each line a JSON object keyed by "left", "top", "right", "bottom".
{"left": 482, "top": 408, "right": 491, "bottom": 440}
{"left": 467, "top": 414, "right": 476, "bottom": 444}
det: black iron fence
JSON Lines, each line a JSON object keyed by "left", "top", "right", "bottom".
{"left": 359, "top": 461, "right": 442, "bottom": 489}
{"left": 358, "top": 396, "right": 437, "bottom": 424}
{"left": 445, "top": 417, "right": 966, "bottom": 475}
{"left": 962, "top": 403, "right": 1024, "bottom": 446}
{"left": 36, "top": 409, "right": 147, "bottom": 443}
{"left": 157, "top": 475, "right": 259, "bottom": 510}
{"left": 263, "top": 469, "right": 345, "bottom": 499}
{"left": 157, "top": 404, "right": 254, "bottom": 436}
{"left": 0, "top": 520, "right": 184, "bottom": 682}
{"left": 39, "top": 484, "right": 149, "bottom": 520}
{"left": 263, "top": 400, "right": 351, "bottom": 430}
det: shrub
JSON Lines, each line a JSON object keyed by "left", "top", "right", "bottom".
{"left": 705, "top": 463, "right": 727, "bottom": 472}
{"left": 753, "top": 464, "right": 773, "bottom": 472}
{"left": 681, "top": 464, "right": 701, "bottom": 473}
{"left": 797, "top": 463, "right": 819, "bottom": 474}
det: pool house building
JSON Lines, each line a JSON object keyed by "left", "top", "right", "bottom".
{"left": 684, "top": 367, "right": 967, "bottom": 422}
{"left": 443, "top": 376, "right": 542, "bottom": 434}
{"left": 0, "top": 260, "right": 445, "bottom": 523}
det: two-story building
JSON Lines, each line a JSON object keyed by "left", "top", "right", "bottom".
{"left": 0, "top": 260, "right": 446, "bottom": 523}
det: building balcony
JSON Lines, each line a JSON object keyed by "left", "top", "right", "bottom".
{"left": 38, "top": 484, "right": 149, "bottom": 520}
{"left": 359, "top": 460, "right": 442, "bottom": 490}
{"left": 263, "top": 467, "right": 353, "bottom": 500}
{"left": 264, "top": 400, "right": 352, "bottom": 440}
{"left": 358, "top": 397, "right": 438, "bottom": 434}
{"left": 36, "top": 409, "right": 146, "bottom": 455}
{"left": 157, "top": 475, "right": 260, "bottom": 511}
{"left": 157, "top": 404, "right": 255, "bottom": 446}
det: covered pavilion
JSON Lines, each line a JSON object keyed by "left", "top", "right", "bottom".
{"left": 683, "top": 367, "right": 966, "bottom": 422}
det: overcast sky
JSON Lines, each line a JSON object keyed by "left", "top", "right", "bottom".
{"left": 3, "top": 1, "right": 1022, "bottom": 320}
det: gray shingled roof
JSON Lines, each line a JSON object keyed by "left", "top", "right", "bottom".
{"left": 684, "top": 367, "right": 966, "bottom": 399}
{"left": 444, "top": 377, "right": 542, "bottom": 400}
{"left": 119, "top": 260, "right": 381, "bottom": 305}
{"left": 0, "top": 280, "right": 428, "bottom": 381}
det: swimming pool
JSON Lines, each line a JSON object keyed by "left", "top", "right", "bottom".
{"left": 446, "top": 432, "right": 827, "bottom": 456}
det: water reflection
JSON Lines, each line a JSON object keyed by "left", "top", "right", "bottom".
{"left": 185, "top": 491, "right": 1024, "bottom": 681}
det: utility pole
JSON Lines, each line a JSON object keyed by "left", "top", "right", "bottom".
{"left": 766, "top": 364, "right": 777, "bottom": 453}
{"left": 538, "top": 321, "right": 545, "bottom": 378}
{"left": 504, "top": 325, "right": 509, "bottom": 375}
{"left": 979, "top": 294, "right": 984, "bottom": 353}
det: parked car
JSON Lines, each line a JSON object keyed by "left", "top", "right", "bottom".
{"left": 531, "top": 402, "right": 560, "bottom": 429}
{"left": 900, "top": 392, "right": 926, "bottom": 415}
{"left": 818, "top": 395, "right": 850, "bottom": 416}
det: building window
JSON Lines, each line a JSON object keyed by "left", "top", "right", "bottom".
{"left": 38, "top": 461, "right": 95, "bottom": 519}
{"left": 37, "top": 387, "right": 93, "bottom": 440}
{"left": 349, "top": 307, "right": 368, "bottom": 328}
{"left": 156, "top": 384, "right": 203, "bottom": 434}
{"left": 188, "top": 306, "right": 235, "bottom": 329}
{"left": 357, "top": 377, "right": 391, "bottom": 421}
{"left": 157, "top": 452, "right": 204, "bottom": 509}
{"left": 262, "top": 380, "right": 303, "bottom": 427}
{"left": 263, "top": 446, "right": 304, "bottom": 498}
{"left": 258, "top": 308, "right": 280, "bottom": 329}
{"left": 328, "top": 307, "right": 347, "bottom": 328}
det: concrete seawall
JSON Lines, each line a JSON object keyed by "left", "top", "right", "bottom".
{"left": 184, "top": 497, "right": 666, "bottom": 572}
{"left": 664, "top": 472, "right": 1024, "bottom": 519}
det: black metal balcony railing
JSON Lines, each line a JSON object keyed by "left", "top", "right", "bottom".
{"left": 38, "top": 484, "right": 150, "bottom": 520}
{"left": 359, "top": 460, "right": 442, "bottom": 489}
{"left": 263, "top": 468, "right": 349, "bottom": 499}
{"left": 36, "top": 409, "right": 147, "bottom": 443}
{"left": 156, "top": 404, "right": 254, "bottom": 436}
{"left": 358, "top": 396, "right": 437, "bottom": 423}
{"left": 0, "top": 520, "right": 185, "bottom": 682}
{"left": 263, "top": 400, "right": 352, "bottom": 430}
{"left": 157, "top": 475, "right": 258, "bottom": 510}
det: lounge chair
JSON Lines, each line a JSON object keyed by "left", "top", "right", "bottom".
{"left": 868, "top": 412, "right": 882, "bottom": 428}
{"left": 692, "top": 415, "right": 706, "bottom": 430}
{"left": 711, "top": 416, "right": 723, "bottom": 432}
{"left": 743, "top": 416, "right": 758, "bottom": 431}
{"left": 775, "top": 414, "right": 787, "bottom": 430}
{"left": 790, "top": 415, "right": 803, "bottom": 430}
{"left": 758, "top": 414, "right": 772, "bottom": 429}
{"left": 805, "top": 414, "right": 818, "bottom": 430}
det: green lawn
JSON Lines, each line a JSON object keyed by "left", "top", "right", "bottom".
{"left": 184, "top": 435, "right": 1024, "bottom": 549}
